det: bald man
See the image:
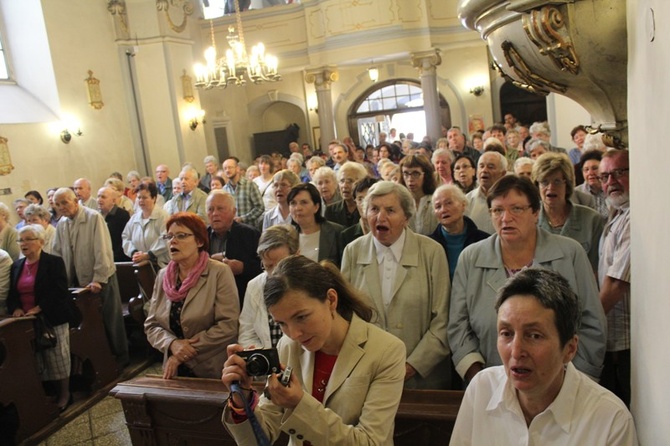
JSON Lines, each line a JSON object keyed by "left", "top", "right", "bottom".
{"left": 73, "top": 178, "right": 97, "bottom": 209}
{"left": 52, "top": 188, "right": 129, "bottom": 365}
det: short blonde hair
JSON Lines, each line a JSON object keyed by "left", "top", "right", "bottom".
{"left": 531, "top": 152, "right": 575, "bottom": 200}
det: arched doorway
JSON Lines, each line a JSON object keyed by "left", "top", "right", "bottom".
{"left": 348, "top": 79, "right": 451, "bottom": 147}
{"left": 499, "top": 81, "right": 547, "bottom": 125}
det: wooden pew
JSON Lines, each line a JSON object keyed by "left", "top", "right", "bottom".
{"left": 111, "top": 376, "right": 464, "bottom": 445}
{"left": 0, "top": 317, "right": 59, "bottom": 443}
{"left": 115, "top": 261, "right": 141, "bottom": 318}
{"left": 69, "top": 289, "right": 120, "bottom": 390}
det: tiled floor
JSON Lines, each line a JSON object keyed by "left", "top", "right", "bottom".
{"left": 36, "top": 363, "right": 164, "bottom": 446}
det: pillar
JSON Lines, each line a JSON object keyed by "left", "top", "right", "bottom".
{"left": 305, "top": 66, "right": 339, "bottom": 149}
{"left": 411, "top": 49, "right": 442, "bottom": 143}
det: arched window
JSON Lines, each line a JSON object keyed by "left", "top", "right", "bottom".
{"left": 347, "top": 79, "right": 451, "bottom": 147}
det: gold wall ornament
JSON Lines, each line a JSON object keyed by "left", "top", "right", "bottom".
{"left": 181, "top": 70, "right": 194, "bottom": 103}
{"left": 85, "top": 70, "right": 104, "bottom": 110}
{"left": 107, "top": 0, "right": 129, "bottom": 35}
{"left": 0, "top": 137, "right": 15, "bottom": 176}
{"left": 522, "top": 6, "right": 580, "bottom": 75}
{"left": 501, "top": 40, "right": 567, "bottom": 94}
{"left": 157, "top": 0, "right": 194, "bottom": 34}
{"left": 304, "top": 67, "right": 339, "bottom": 88}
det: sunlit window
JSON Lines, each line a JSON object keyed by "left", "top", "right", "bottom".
{"left": 0, "top": 33, "right": 8, "bottom": 80}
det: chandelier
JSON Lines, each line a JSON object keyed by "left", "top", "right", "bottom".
{"left": 193, "top": 0, "right": 281, "bottom": 89}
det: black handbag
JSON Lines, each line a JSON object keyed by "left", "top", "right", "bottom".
{"left": 34, "top": 313, "right": 58, "bottom": 351}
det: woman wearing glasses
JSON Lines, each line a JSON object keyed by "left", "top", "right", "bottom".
{"left": 532, "top": 152, "right": 604, "bottom": 273}
{"left": 325, "top": 161, "right": 368, "bottom": 227}
{"left": 398, "top": 154, "right": 438, "bottom": 235}
{"left": 144, "top": 212, "right": 240, "bottom": 379}
{"left": 448, "top": 175, "right": 607, "bottom": 386}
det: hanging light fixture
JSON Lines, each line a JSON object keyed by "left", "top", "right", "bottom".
{"left": 193, "top": 0, "right": 281, "bottom": 89}
{"left": 368, "top": 66, "right": 379, "bottom": 82}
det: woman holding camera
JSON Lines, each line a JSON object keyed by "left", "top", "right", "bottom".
{"left": 221, "top": 255, "right": 406, "bottom": 445}
{"left": 144, "top": 212, "right": 239, "bottom": 379}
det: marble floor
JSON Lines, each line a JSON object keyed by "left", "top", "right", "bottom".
{"left": 35, "top": 363, "right": 164, "bottom": 446}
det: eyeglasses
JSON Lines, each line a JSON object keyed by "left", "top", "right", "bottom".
{"left": 402, "top": 171, "right": 424, "bottom": 179}
{"left": 17, "top": 238, "right": 39, "bottom": 243}
{"left": 161, "top": 233, "right": 194, "bottom": 241}
{"left": 339, "top": 178, "right": 355, "bottom": 185}
{"left": 598, "top": 168, "right": 629, "bottom": 183}
{"left": 538, "top": 178, "right": 567, "bottom": 188}
{"left": 489, "top": 205, "right": 533, "bottom": 218}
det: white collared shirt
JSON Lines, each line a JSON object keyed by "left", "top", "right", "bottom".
{"left": 373, "top": 229, "right": 406, "bottom": 309}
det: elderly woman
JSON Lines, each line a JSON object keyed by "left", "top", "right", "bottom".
{"left": 23, "top": 204, "right": 56, "bottom": 254}
{"left": 104, "top": 177, "right": 135, "bottom": 214}
{"left": 306, "top": 156, "right": 326, "bottom": 181}
{"left": 568, "top": 125, "right": 588, "bottom": 165}
{"left": 122, "top": 181, "right": 170, "bottom": 269}
{"left": 398, "top": 154, "right": 438, "bottom": 235}
{"left": 429, "top": 185, "right": 488, "bottom": 281}
{"left": 451, "top": 268, "right": 638, "bottom": 445}
{"left": 210, "top": 175, "right": 225, "bottom": 191}
{"left": 0, "top": 203, "right": 19, "bottom": 261}
{"left": 432, "top": 148, "right": 454, "bottom": 185}
{"left": 288, "top": 183, "right": 343, "bottom": 266}
{"left": 126, "top": 171, "right": 141, "bottom": 203}
{"left": 527, "top": 139, "right": 550, "bottom": 160}
{"left": 287, "top": 158, "right": 309, "bottom": 183}
{"left": 254, "top": 155, "right": 277, "bottom": 211}
{"left": 312, "top": 166, "right": 341, "bottom": 213}
{"left": 448, "top": 175, "right": 606, "bottom": 385}
{"left": 163, "top": 178, "right": 182, "bottom": 212}
{"left": 341, "top": 177, "right": 379, "bottom": 248}
{"left": 325, "top": 161, "right": 368, "bottom": 227}
{"left": 452, "top": 154, "right": 477, "bottom": 194}
{"left": 262, "top": 170, "right": 300, "bottom": 231}
{"left": 238, "top": 225, "right": 299, "bottom": 349}
{"left": 532, "top": 152, "right": 604, "bottom": 273}
{"left": 13, "top": 198, "right": 29, "bottom": 230}
{"left": 7, "top": 225, "right": 73, "bottom": 411}
{"left": 513, "top": 156, "right": 534, "bottom": 179}
{"left": 144, "top": 212, "right": 239, "bottom": 379}
{"left": 46, "top": 188, "right": 61, "bottom": 226}
{"left": 576, "top": 150, "right": 609, "bottom": 218}
{"left": 342, "top": 181, "right": 451, "bottom": 389}
{"left": 222, "top": 256, "right": 405, "bottom": 445}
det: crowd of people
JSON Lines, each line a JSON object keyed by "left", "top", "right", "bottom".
{"left": 0, "top": 116, "right": 636, "bottom": 444}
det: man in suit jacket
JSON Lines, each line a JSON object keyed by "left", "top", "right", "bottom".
{"left": 155, "top": 164, "right": 173, "bottom": 201}
{"left": 51, "top": 188, "right": 129, "bottom": 365}
{"left": 164, "top": 166, "right": 208, "bottom": 224}
{"left": 206, "top": 190, "right": 261, "bottom": 307}
{"left": 97, "top": 186, "right": 131, "bottom": 262}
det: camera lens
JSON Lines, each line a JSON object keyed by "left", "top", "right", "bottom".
{"left": 246, "top": 353, "right": 270, "bottom": 376}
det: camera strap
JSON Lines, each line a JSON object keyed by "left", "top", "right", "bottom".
{"left": 230, "top": 382, "right": 272, "bottom": 446}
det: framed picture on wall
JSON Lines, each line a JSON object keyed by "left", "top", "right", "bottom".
{"left": 312, "top": 127, "right": 321, "bottom": 150}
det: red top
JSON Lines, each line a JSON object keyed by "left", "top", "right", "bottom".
{"left": 312, "top": 350, "right": 338, "bottom": 404}
{"left": 18, "top": 260, "right": 39, "bottom": 312}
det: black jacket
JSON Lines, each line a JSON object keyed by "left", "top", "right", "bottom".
{"left": 7, "top": 251, "right": 73, "bottom": 326}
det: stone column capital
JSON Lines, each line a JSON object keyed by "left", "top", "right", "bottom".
{"left": 304, "top": 66, "right": 339, "bottom": 89}
{"left": 411, "top": 49, "right": 442, "bottom": 74}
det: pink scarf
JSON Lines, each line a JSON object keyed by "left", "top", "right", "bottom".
{"left": 163, "top": 251, "right": 210, "bottom": 303}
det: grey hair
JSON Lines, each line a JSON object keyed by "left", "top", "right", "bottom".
{"left": 583, "top": 132, "right": 606, "bottom": 152}
{"left": 19, "top": 224, "right": 46, "bottom": 243}
{"left": 432, "top": 184, "right": 467, "bottom": 207}
{"left": 495, "top": 268, "right": 580, "bottom": 347}
{"left": 12, "top": 198, "right": 29, "bottom": 207}
{"left": 363, "top": 180, "right": 416, "bottom": 219}
{"left": 104, "top": 177, "right": 125, "bottom": 194}
{"left": 286, "top": 158, "right": 302, "bottom": 170}
{"left": 204, "top": 155, "right": 218, "bottom": 165}
{"left": 312, "top": 166, "right": 337, "bottom": 183}
{"left": 256, "top": 224, "right": 299, "bottom": 256}
{"left": 431, "top": 148, "right": 453, "bottom": 165}
{"left": 336, "top": 162, "right": 367, "bottom": 182}
{"left": 126, "top": 170, "right": 141, "bottom": 182}
{"left": 289, "top": 152, "right": 304, "bottom": 164}
{"left": 527, "top": 139, "right": 552, "bottom": 154}
{"left": 306, "top": 157, "right": 325, "bottom": 169}
{"left": 0, "top": 203, "right": 9, "bottom": 221}
{"left": 479, "top": 150, "right": 508, "bottom": 171}
{"left": 529, "top": 121, "right": 551, "bottom": 137}
{"left": 54, "top": 187, "right": 77, "bottom": 201}
{"left": 23, "top": 204, "right": 51, "bottom": 222}
{"left": 514, "top": 157, "right": 534, "bottom": 170}
{"left": 273, "top": 169, "right": 300, "bottom": 186}
{"left": 180, "top": 166, "right": 199, "bottom": 179}
{"left": 206, "top": 189, "right": 236, "bottom": 208}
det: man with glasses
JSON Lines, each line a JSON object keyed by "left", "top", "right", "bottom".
{"left": 465, "top": 151, "right": 507, "bottom": 234}
{"left": 598, "top": 149, "right": 632, "bottom": 407}
{"left": 206, "top": 190, "right": 261, "bottom": 308}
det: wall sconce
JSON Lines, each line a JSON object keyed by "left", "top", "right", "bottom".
{"left": 56, "top": 115, "right": 83, "bottom": 144}
{"left": 185, "top": 108, "right": 206, "bottom": 130}
{"left": 181, "top": 69, "right": 195, "bottom": 103}
{"left": 470, "top": 85, "right": 485, "bottom": 96}
{"left": 368, "top": 66, "right": 379, "bottom": 83}
{"left": 307, "top": 94, "right": 318, "bottom": 114}
{"left": 85, "top": 70, "right": 104, "bottom": 110}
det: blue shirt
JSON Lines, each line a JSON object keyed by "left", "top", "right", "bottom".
{"left": 441, "top": 225, "right": 467, "bottom": 280}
